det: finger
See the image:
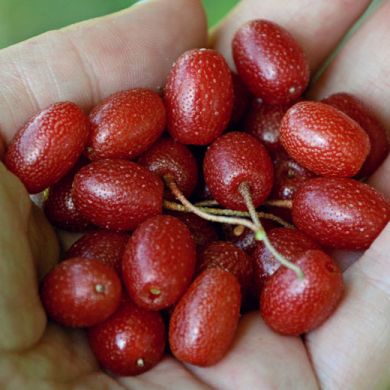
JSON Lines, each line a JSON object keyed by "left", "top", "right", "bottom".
{"left": 211, "top": 0, "right": 371, "bottom": 71}
{"left": 187, "top": 312, "right": 318, "bottom": 389}
{"left": 0, "top": 0, "right": 207, "bottom": 143}
{"left": 0, "top": 163, "right": 47, "bottom": 351}
{"left": 306, "top": 223, "right": 390, "bottom": 389}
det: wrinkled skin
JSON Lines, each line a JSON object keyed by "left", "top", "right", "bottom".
{"left": 0, "top": 0, "right": 390, "bottom": 389}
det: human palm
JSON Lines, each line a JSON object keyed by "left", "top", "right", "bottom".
{"left": 1, "top": 0, "right": 389, "bottom": 389}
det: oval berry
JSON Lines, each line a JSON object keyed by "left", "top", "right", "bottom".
{"left": 66, "top": 231, "right": 129, "bottom": 273}
{"left": 72, "top": 160, "right": 163, "bottom": 231}
{"left": 5, "top": 102, "right": 90, "bottom": 194}
{"left": 260, "top": 250, "right": 343, "bottom": 335}
{"left": 292, "top": 177, "right": 390, "bottom": 249}
{"left": 41, "top": 258, "right": 122, "bottom": 327}
{"left": 253, "top": 227, "right": 320, "bottom": 286}
{"left": 233, "top": 20, "right": 309, "bottom": 104}
{"left": 122, "top": 215, "right": 196, "bottom": 310}
{"left": 280, "top": 101, "right": 370, "bottom": 177}
{"left": 204, "top": 132, "right": 273, "bottom": 210}
{"left": 244, "top": 99, "right": 290, "bottom": 155}
{"left": 44, "top": 169, "right": 90, "bottom": 232}
{"left": 169, "top": 268, "right": 241, "bottom": 366}
{"left": 87, "top": 89, "right": 165, "bottom": 160}
{"left": 272, "top": 151, "right": 315, "bottom": 200}
{"left": 88, "top": 300, "right": 166, "bottom": 376}
{"left": 164, "top": 49, "right": 233, "bottom": 145}
{"left": 138, "top": 137, "right": 199, "bottom": 198}
{"left": 322, "top": 92, "right": 389, "bottom": 177}
{"left": 198, "top": 241, "right": 253, "bottom": 293}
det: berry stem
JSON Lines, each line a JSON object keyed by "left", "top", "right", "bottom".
{"left": 194, "top": 199, "right": 220, "bottom": 207}
{"left": 163, "top": 201, "right": 293, "bottom": 228}
{"left": 266, "top": 199, "right": 293, "bottom": 209}
{"left": 164, "top": 177, "right": 259, "bottom": 232}
{"left": 239, "top": 182, "right": 304, "bottom": 279}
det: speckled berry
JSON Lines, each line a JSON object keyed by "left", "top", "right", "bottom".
{"left": 322, "top": 92, "right": 389, "bottom": 177}
{"left": 5, "top": 102, "right": 90, "bottom": 193}
{"left": 122, "top": 215, "right": 196, "bottom": 310}
{"left": 88, "top": 300, "right": 166, "bottom": 376}
{"left": 164, "top": 49, "right": 233, "bottom": 145}
{"left": 72, "top": 160, "right": 163, "bottom": 231}
{"left": 204, "top": 132, "right": 273, "bottom": 210}
{"left": 41, "top": 257, "right": 122, "bottom": 327}
{"left": 280, "top": 101, "right": 370, "bottom": 177}
{"left": 87, "top": 89, "right": 165, "bottom": 160}
{"left": 292, "top": 177, "right": 390, "bottom": 249}
{"left": 233, "top": 20, "right": 309, "bottom": 104}
{"left": 260, "top": 250, "right": 343, "bottom": 335}
{"left": 169, "top": 268, "right": 241, "bottom": 366}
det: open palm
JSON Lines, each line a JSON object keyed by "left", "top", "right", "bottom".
{"left": 0, "top": 0, "right": 389, "bottom": 388}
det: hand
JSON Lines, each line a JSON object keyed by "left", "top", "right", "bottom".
{"left": 0, "top": 0, "right": 389, "bottom": 388}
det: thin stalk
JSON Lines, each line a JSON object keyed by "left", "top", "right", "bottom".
{"left": 266, "top": 199, "right": 293, "bottom": 209}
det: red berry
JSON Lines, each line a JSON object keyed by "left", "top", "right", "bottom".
{"left": 122, "top": 215, "right": 196, "bottom": 310}
{"left": 280, "top": 101, "right": 370, "bottom": 177}
{"left": 167, "top": 211, "right": 219, "bottom": 247}
{"left": 260, "top": 250, "right": 343, "bottom": 335}
{"left": 272, "top": 151, "right": 315, "bottom": 200}
{"left": 138, "top": 137, "right": 199, "bottom": 198}
{"left": 41, "top": 258, "right": 122, "bottom": 327}
{"left": 233, "top": 20, "right": 309, "bottom": 105}
{"left": 204, "top": 132, "right": 273, "bottom": 210}
{"left": 87, "top": 89, "right": 165, "bottom": 160}
{"left": 292, "top": 177, "right": 390, "bottom": 249}
{"left": 66, "top": 231, "right": 129, "bottom": 273}
{"left": 44, "top": 169, "right": 90, "bottom": 232}
{"left": 244, "top": 99, "right": 290, "bottom": 155}
{"left": 88, "top": 300, "right": 166, "bottom": 376}
{"left": 169, "top": 268, "right": 241, "bottom": 366}
{"left": 223, "top": 225, "right": 257, "bottom": 255}
{"left": 72, "top": 160, "right": 163, "bottom": 231}
{"left": 164, "top": 49, "right": 233, "bottom": 145}
{"left": 231, "top": 72, "right": 251, "bottom": 124}
{"left": 322, "top": 92, "right": 389, "bottom": 177}
{"left": 198, "top": 241, "right": 253, "bottom": 293}
{"left": 253, "top": 227, "right": 320, "bottom": 287}
{"left": 5, "top": 102, "right": 90, "bottom": 193}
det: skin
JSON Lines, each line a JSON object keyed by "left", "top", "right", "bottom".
{"left": 0, "top": 0, "right": 389, "bottom": 388}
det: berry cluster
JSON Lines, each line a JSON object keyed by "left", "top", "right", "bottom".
{"left": 2, "top": 19, "right": 390, "bottom": 376}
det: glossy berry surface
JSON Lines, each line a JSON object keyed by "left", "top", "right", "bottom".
{"left": 244, "top": 99, "right": 290, "bottom": 155}
{"left": 5, "top": 102, "right": 90, "bottom": 193}
{"left": 272, "top": 151, "right": 315, "bottom": 200}
{"left": 43, "top": 168, "right": 90, "bottom": 232}
{"left": 169, "top": 268, "right": 241, "bottom": 366}
{"left": 41, "top": 258, "right": 122, "bottom": 327}
{"left": 232, "top": 20, "right": 309, "bottom": 104}
{"left": 122, "top": 215, "right": 196, "bottom": 310}
{"left": 260, "top": 250, "right": 343, "bottom": 335}
{"left": 230, "top": 72, "right": 251, "bottom": 124}
{"left": 292, "top": 177, "right": 390, "bottom": 249}
{"left": 167, "top": 211, "right": 219, "bottom": 247}
{"left": 66, "top": 231, "right": 129, "bottom": 273}
{"left": 253, "top": 227, "right": 320, "bottom": 287}
{"left": 87, "top": 89, "right": 165, "bottom": 160}
{"left": 280, "top": 101, "right": 370, "bottom": 177}
{"left": 164, "top": 48, "right": 233, "bottom": 145}
{"left": 197, "top": 241, "right": 253, "bottom": 293}
{"left": 204, "top": 132, "right": 273, "bottom": 210}
{"left": 88, "top": 300, "right": 166, "bottom": 376}
{"left": 72, "top": 159, "right": 163, "bottom": 231}
{"left": 322, "top": 92, "right": 389, "bottom": 177}
{"left": 138, "top": 137, "right": 199, "bottom": 198}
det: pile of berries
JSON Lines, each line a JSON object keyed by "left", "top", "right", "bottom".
{"left": 3, "top": 19, "right": 390, "bottom": 376}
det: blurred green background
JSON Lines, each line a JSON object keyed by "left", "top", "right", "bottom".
{"left": 0, "top": 0, "right": 239, "bottom": 49}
